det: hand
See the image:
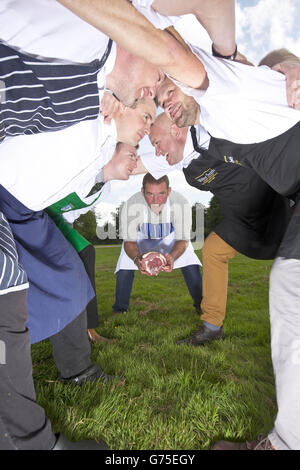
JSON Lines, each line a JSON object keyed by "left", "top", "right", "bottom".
{"left": 273, "top": 61, "right": 300, "bottom": 110}
{"left": 100, "top": 92, "right": 120, "bottom": 124}
{"left": 234, "top": 50, "right": 253, "bottom": 66}
{"left": 161, "top": 253, "right": 174, "bottom": 272}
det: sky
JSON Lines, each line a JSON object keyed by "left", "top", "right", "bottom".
{"left": 96, "top": 0, "right": 300, "bottom": 224}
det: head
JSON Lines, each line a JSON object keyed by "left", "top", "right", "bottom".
{"left": 142, "top": 173, "right": 171, "bottom": 214}
{"left": 149, "top": 113, "right": 188, "bottom": 166}
{"left": 107, "top": 47, "right": 165, "bottom": 107}
{"left": 115, "top": 96, "right": 157, "bottom": 147}
{"left": 105, "top": 142, "right": 138, "bottom": 181}
{"left": 155, "top": 77, "right": 199, "bottom": 127}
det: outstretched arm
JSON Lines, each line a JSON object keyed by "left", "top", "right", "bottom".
{"left": 152, "top": 0, "right": 236, "bottom": 57}
{"left": 57, "top": 0, "right": 208, "bottom": 89}
{"left": 259, "top": 49, "right": 300, "bottom": 110}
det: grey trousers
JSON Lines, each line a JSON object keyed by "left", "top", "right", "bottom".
{"left": 268, "top": 257, "right": 300, "bottom": 450}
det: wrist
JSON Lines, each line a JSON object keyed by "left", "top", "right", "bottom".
{"left": 212, "top": 43, "right": 237, "bottom": 61}
{"left": 133, "top": 254, "right": 141, "bottom": 266}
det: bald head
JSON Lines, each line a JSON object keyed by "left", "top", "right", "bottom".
{"left": 149, "top": 112, "right": 188, "bottom": 166}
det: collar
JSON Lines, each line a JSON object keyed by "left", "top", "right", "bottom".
{"left": 182, "top": 125, "right": 211, "bottom": 168}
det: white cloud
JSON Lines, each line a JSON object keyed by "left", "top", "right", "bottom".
{"left": 236, "top": 0, "right": 300, "bottom": 63}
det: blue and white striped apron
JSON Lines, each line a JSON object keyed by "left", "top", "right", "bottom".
{"left": 0, "top": 39, "right": 112, "bottom": 142}
{"left": 0, "top": 185, "right": 95, "bottom": 344}
{"left": 0, "top": 211, "right": 28, "bottom": 295}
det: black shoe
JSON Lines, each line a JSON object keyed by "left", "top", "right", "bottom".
{"left": 52, "top": 433, "right": 110, "bottom": 450}
{"left": 59, "top": 364, "right": 116, "bottom": 385}
{"left": 176, "top": 325, "right": 225, "bottom": 346}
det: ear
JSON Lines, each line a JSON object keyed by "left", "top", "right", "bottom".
{"left": 168, "top": 186, "right": 172, "bottom": 196}
{"left": 170, "top": 124, "right": 180, "bottom": 140}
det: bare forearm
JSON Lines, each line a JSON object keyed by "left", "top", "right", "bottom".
{"left": 124, "top": 241, "right": 140, "bottom": 260}
{"left": 153, "top": 0, "right": 236, "bottom": 56}
{"left": 57, "top": 0, "right": 207, "bottom": 89}
{"left": 170, "top": 240, "right": 187, "bottom": 261}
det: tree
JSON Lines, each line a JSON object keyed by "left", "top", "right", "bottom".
{"left": 204, "top": 196, "right": 223, "bottom": 238}
{"left": 73, "top": 210, "right": 98, "bottom": 244}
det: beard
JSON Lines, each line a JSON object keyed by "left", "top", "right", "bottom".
{"left": 174, "top": 98, "right": 199, "bottom": 128}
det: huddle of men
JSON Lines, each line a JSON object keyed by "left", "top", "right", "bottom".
{"left": 0, "top": 0, "right": 300, "bottom": 452}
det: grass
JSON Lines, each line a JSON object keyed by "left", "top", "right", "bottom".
{"left": 31, "top": 247, "right": 276, "bottom": 450}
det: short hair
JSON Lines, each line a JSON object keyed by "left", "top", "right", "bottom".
{"left": 142, "top": 173, "right": 169, "bottom": 190}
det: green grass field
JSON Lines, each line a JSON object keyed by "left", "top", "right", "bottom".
{"left": 31, "top": 247, "right": 276, "bottom": 450}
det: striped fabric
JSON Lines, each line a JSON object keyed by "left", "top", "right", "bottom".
{"left": 139, "top": 222, "right": 174, "bottom": 239}
{"left": 0, "top": 39, "right": 112, "bottom": 142}
{"left": 0, "top": 211, "right": 28, "bottom": 294}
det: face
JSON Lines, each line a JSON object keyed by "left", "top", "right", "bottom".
{"left": 118, "top": 59, "right": 165, "bottom": 108}
{"left": 142, "top": 181, "right": 171, "bottom": 214}
{"left": 118, "top": 97, "right": 157, "bottom": 146}
{"left": 150, "top": 119, "right": 184, "bottom": 166}
{"left": 112, "top": 143, "right": 137, "bottom": 180}
{"left": 156, "top": 78, "right": 199, "bottom": 127}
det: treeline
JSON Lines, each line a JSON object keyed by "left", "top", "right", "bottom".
{"left": 73, "top": 196, "right": 223, "bottom": 245}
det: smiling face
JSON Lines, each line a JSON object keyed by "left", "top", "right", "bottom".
{"left": 116, "top": 97, "right": 157, "bottom": 146}
{"left": 112, "top": 143, "right": 138, "bottom": 180}
{"left": 156, "top": 77, "right": 199, "bottom": 128}
{"left": 112, "top": 50, "right": 165, "bottom": 108}
{"left": 149, "top": 113, "right": 186, "bottom": 166}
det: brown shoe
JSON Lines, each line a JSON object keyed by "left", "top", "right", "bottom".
{"left": 212, "top": 435, "right": 275, "bottom": 450}
{"left": 87, "top": 329, "right": 117, "bottom": 344}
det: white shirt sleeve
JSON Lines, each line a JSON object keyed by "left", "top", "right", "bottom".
{"left": 131, "top": 0, "right": 183, "bottom": 29}
{"left": 0, "top": 0, "right": 110, "bottom": 62}
{"left": 140, "top": 152, "right": 179, "bottom": 179}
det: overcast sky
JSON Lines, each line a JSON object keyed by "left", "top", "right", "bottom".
{"left": 96, "top": 0, "right": 300, "bottom": 223}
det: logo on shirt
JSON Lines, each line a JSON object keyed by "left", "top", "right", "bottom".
{"left": 195, "top": 168, "right": 218, "bottom": 185}
{"left": 61, "top": 203, "right": 74, "bottom": 212}
{"left": 224, "top": 155, "right": 242, "bottom": 165}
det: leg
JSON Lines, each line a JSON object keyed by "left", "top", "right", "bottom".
{"left": 112, "top": 270, "right": 135, "bottom": 313}
{"left": 201, "top": 232, "right": 237, "bottom": 327}
{"left": 0, "top": 212, "right": 55, "bottom": 450}
{"left": 49, "top": 309, "right": 91, "bottom": 379}
{"left": 78, "top": 244, "right": 98, "bottom": 329}
{"left": 268, "top": 257, "right": 300, "bottom": 450}
{"left": 180, "top": 264, "right": 202, "bottom": 310}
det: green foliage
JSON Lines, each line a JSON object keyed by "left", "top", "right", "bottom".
{"left": 203, "top": 196, "right": 223, "bottom": 238}
{"left": 73, "top": 210, "right": 98, "bottom": 245}
{"left": 31, "top": 248, "right": 276, "bottom": 450}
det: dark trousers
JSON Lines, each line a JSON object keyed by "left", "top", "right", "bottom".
{"left": 113, "top": 264, "right": 203, "bottom": 312}
{"left": 78, "top": 244, "right": 99, "bottom": 329}
{"left": 0, "top": 289, "right": 91, "bottom": 450}
{"left": 0, "top": 290, "right": 56, "bottom": 450}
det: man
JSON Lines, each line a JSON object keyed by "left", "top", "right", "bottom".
{"left": 0, "top": 98, "right": 154, "bottom": 450}
{"left": 112, "top": 173, "right": 202, "bottom": 316}
{"left": 135, "top": 113, "right": 290, "bottom": 347}
{"left": 51, "top": 142, "right": 138, "bottom": 343}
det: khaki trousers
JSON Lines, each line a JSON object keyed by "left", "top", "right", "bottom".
{"left": 201, "top": 232, "right": 238, "bottom": 326}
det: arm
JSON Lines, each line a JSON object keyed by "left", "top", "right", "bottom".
{"left": 259, "top": 49, "right": 300, "bottom": 110}
{"left": 124, "top": 241, "right": 151, "bottom": 275}
{"left": 57, "top": 0, "right": 207, "bottom": 89}
{"left": 163, "top": 239, "right": 187, "bottom": 272}
{"left": 153, "top": 0, "right": 236, "bottom": 57}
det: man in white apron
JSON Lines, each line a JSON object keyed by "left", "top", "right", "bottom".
{"left": 113, "top": 173, "right": 202, "bottom": 317}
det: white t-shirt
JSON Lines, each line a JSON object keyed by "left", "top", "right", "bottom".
{"left": 174, "top": 45, "right": 300, "bottom": 144}
{"left": 0, "top": 0, "right": 116, "bottom": 89}
{"left": 0, "top": 117, "right": 117, "bottom": 211}
{"left": 116, "top": 190, "right": 201, "bottom": 271}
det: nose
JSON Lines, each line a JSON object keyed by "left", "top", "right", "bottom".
{"left": 148, "top": 86, "right": 156, "bottom": 99}
{"left": 154, "top": 145, "right": 161, "bottom": 157}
